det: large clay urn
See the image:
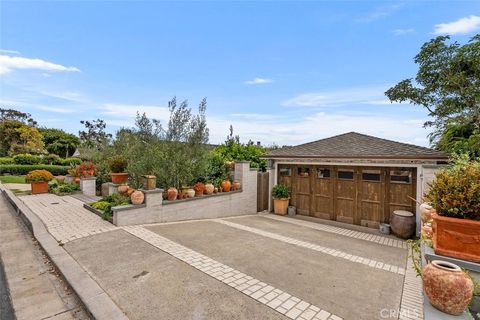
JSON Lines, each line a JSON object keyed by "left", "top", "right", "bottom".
{"left": 390, "top": 210, "right": 415, "bottom": 239}
{"left": 205, "top": 183, "right": 214, "bottom": 195}
{"left": 423, "top": 260, "right": 474, "bottom": 315}
{"left": 186, "top": 188, "right": 195, "bottom": 198}
{"left": 118, "top": 185, "right": 129, "bottom": 194}
{"left": 221, "top": 180, "right": 231, "bottom": 192}
{"left": 131, "top": 190, "right": 145, "bottom": 205}
{"left": 167, "top": 187, "right": 178, "bottom": 201}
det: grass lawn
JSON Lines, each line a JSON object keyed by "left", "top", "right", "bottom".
{"left": 0, "top": 175, "right": 27, "bottom": 184}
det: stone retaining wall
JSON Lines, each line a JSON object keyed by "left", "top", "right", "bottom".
{"left": 112, "top": 161, "right": 258, "bottom": 226}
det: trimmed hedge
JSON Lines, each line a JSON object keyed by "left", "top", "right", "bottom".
{"left": 0, "top": 157, "right": 14, "bottom": 165}
{"left": 60, "top": 157, "right": 82, "bottom": 166}
{"left": 13, "top": 154, "right": 42, "bottom": 165}
{"left": 0, "top": 165, "right": 70, "bottom": 175}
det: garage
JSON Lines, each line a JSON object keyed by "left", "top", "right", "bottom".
{"left": 264, "top": 132, "right": 448, "bottom": 230}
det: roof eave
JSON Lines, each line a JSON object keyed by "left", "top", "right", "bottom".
{"left": 261, "top": 154, "right": 449, "bottom": 160}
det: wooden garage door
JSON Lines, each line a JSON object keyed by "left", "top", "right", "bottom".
{"left": 276, "top": 165, "right": 416, "bottom": 228}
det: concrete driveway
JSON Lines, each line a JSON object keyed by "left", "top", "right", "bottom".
{"left": 61, "top": 214, "right": 410, "bottom": 320}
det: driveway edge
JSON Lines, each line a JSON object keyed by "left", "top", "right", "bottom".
{"left": 0, "top": 184, "right": 128, "bottom": 320}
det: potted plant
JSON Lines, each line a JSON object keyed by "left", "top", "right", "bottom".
{"left": 426, "top": 156, "right": 480, "bottom": 263}
{"left": 26, "top": 169, "right": 54, "bottom": 194}
{"left": 272, "top": 184, "right": 289, "bottom": 215}
{"left": 193, "top": 182, "right": 205, "bottom": 197}
{"left": 78, "top": 162, "right": 96, "bottom": 177}
{"left": 109, "top": 157, "right": 128, "bottom": 184}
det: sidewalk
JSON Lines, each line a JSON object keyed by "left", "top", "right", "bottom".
{"left": 0, "top": 195, "right": 89, "bottom": 320}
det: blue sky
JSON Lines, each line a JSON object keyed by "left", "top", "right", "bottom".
{"left": 1, "top": 1, "right": 479, "bottom": 146}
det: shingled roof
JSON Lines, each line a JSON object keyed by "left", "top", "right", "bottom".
{"left": 264, "top": 132, "right": 448, "bottom": 159}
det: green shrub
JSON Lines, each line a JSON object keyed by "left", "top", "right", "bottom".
{"left": 13, "top": 154, "right": 42, "bottom": 165}
{"left": 49, "top": 180, "right": 80, "bottom": 195}
{"left": 0, "top": 165, "right": 69, "bottom": 175}
{"left": 426, "top": 155, "right": 480, "bottom": 220}
{"left": 90, "top": 193, "right": 131, "bottom": 220}
{"left": 0, "top": 157, "right": 14, "bottom": 165}
{"left": 60, "top": 157, "right": 82, "bottom": 166}
{"left": 272, "top": 184, "right": 289, "bottom": 199}
{"left": 42, "top": 154, "right": 61, "bottom": 165}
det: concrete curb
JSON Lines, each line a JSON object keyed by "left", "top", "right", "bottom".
{"left": 0, "top": 184, "right": 128, "bottom": 320}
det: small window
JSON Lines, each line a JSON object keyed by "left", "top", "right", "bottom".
{"left": 390, "top": 170, "right": 412, "bottom": 184}
{"left": 317, "top": 168, "right": 330, "bottom": 179}
{"left": 279, "top": 167, "right": 291, "bottom": 177}
{"left": 362, "top": 170, "right": 381, "bottom": 182}
{"left": 338, "top": 170, "right": 354, "bottom": 180}
{"left": 297, "top": 167, "right": 310, "bottom": 177}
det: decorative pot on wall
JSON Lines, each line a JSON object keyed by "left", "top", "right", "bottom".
{"left": 187, "top": 188, "right": 195, "bottom": 198}
{"left": 110, "top": 172, "right": 128, "bottom": 184}
{"left": 205, "top": 183, "right": 214, "bottom": 195}
{"left": 143, "top": 175, "right": 157, "bottom": 190}
{"left": 422, "top": 260, "right": 474, "bottom": 315}
{"left": 131, "top": 190, "right": 145, "bottom": 205}
{"left": 167, "top": 187, "right": 178, "bottom": 201}
{"left": 221, "top": 180, "right": 231, "bottom": 192}
{"left": 420, "top": 203, "right": 434, "bottom": 223}
{"left": 233, "top": 180, "right": 241, "bottom": 191}
{"left": 118, "top": 185, "right": 129, "bottom": 194}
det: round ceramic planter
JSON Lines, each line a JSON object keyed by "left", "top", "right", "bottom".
{"left": 423, "top": 260, "right": 474, "bottom": 315}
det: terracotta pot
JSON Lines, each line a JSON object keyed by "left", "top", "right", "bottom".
{"left": 118, "top": 185, "right": 129, "bottom": 194}
{"left": 390, "top": 210, "right": 415, "bottom": 239}
{"left": 423, "top": 260, "right": 474, "bottom": 315}
{"left": 195, "top": 189, "right": 204, "bottom": 197}
{"left": 31, "top": 181, "right": 49, "bottom": 194}
{"left": 143, "top": 175, "right": 156, "bottom": 190}
{"left": 214, "top": 187, "right": 218, "bottom": 193}
{"left": 273, "top": 198, "right": 289, "bottom": 215}
{"left": 432, "top": 212, "right": 480, "bottom": 263}
{"left": 233, "top": 180, "right": 241, "bottom": 191}
{"left": 187, "top": 188, "right": 195, "bottom": 198}
{"left": 110, "top": 172, "right": 128, "bottom": 184}
{"left": 205, "top": 183, "right": 214, "bottom": 195}
{"left": 131, "top": 190, "right": 145, "bottom": 205}
{"left": 420, "top": 203, "right": 435, "bottom": 223}
{"left": 221, "top": 180, "right": 231, "bottom": 192}
{"left": 75, "top": 177, "right": 80, "bottom": 185}
{"left": 127, "top": 188, "right": 135, "bottom": 196}
{"left": 56, "top": 175, "right": 66, "bottom": 183}
{"left": 167, "top": 187, "right": 178, "bottom": 201}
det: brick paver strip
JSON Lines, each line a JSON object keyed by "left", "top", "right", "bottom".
{"left": 21, "top": 194, "right": 117, "bottom": 244}
{"left": 261, "top": 214, "right": 407, "bottom": 249}
{"left": 399, "top": 251, "right": 424, "bottom": 320}
{"left": 122, "top": 225, "right": 343, "bottom": 320}
{"left": 216, "top": 219, "right": 406, "bottom": 275}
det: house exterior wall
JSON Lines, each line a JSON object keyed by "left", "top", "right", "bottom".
{"left": 268, "top": 158, "right": 445, "bottom": 234}
{"left": 113, "top": 161, "right": 257, "bottom": 226}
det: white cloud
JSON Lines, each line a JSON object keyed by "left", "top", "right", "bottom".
{"left": 0, "top": 99, "right": 76, "bottom": 113}
{"left": 244, "top": 77, "right": 273, "bottom": 85}
{"left": 392, "top": 28, "right": 416, "bottom": 36}
{"left": 0, "top": 54, "right": 80, "bottom": 75}
{"left": 356, "top": 3, "right": 404, "bottom": 23}
{"left": 283, "top": 86, "right": 399, "bottom": 108}
{"left": 434, "top": 15, "right": 480, "bottom": 35}
{"left": 0, "top": 49, "right": 20, "bottom": 55}
{"left": 100, "top": 103, "right": 170, "bottom": 121}
{"left": 207, "top": 111, "right": 431, "bottom": 147}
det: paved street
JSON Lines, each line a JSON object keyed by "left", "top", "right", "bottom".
{"left": 14, "top": 193, "right": 423, "bottom": 320}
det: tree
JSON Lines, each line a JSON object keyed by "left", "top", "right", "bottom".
{"left": 79, "top": 119, "right": 112, "bottom": 149}
{"left": 0, "top": 108, "right": 37, "bottom": 126}
{"left": 385, "top": 35, "right": 480, "bottom": 151}
{"left": 40, "top": 128, "right": 80, "bottom": 158}
{"left": 10, "top": 125, "right": 45, "bottom": 155}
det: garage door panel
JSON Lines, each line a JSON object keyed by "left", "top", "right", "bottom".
{"left": 336, "top": 198, "right": 355, "bottom": 224}
{"left": 295, "top": 194, "right": 311, "bottom": 215}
